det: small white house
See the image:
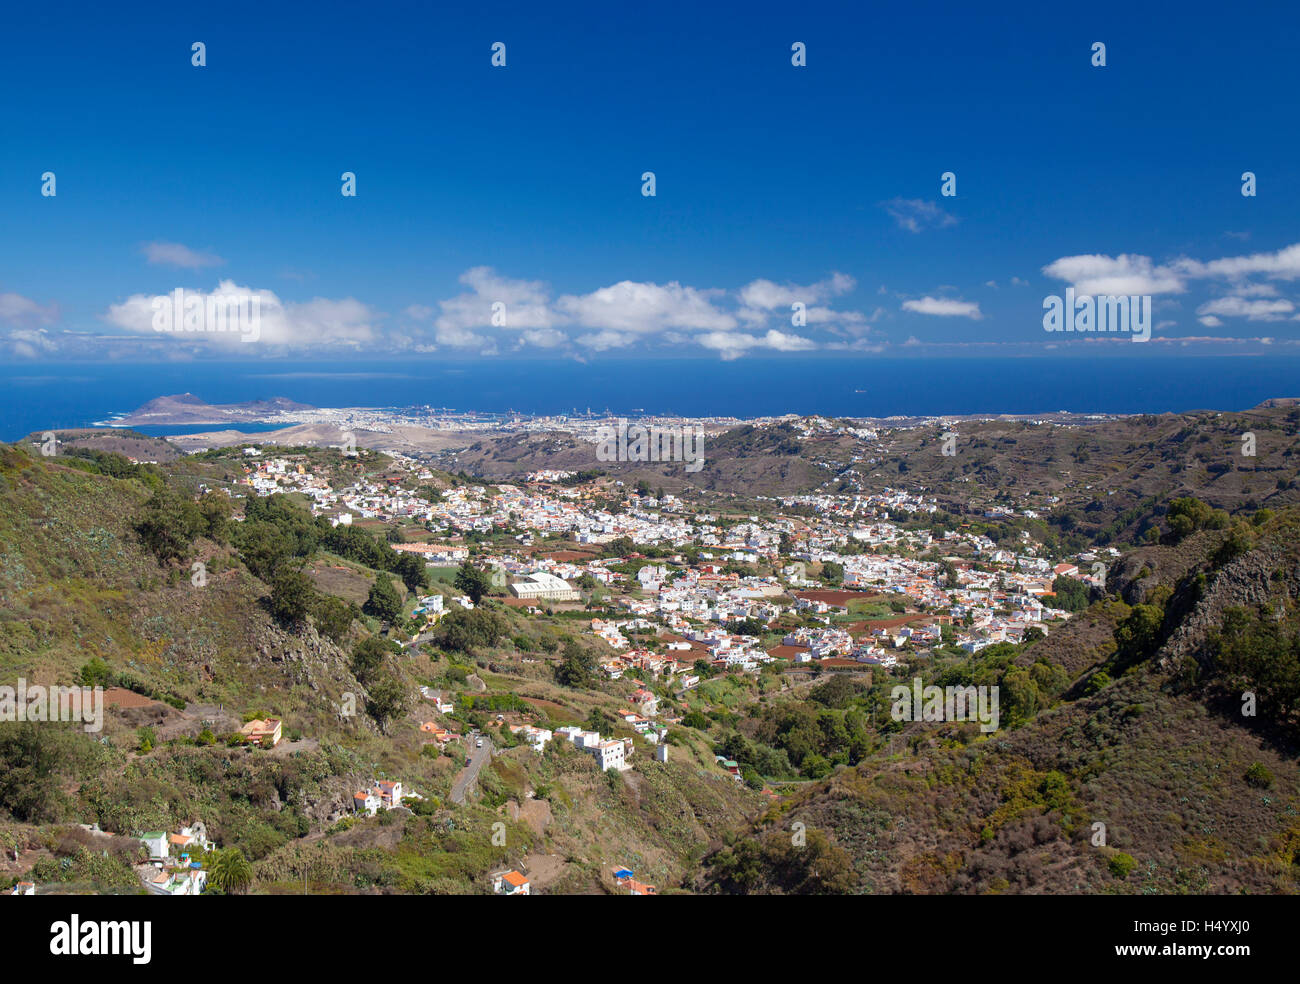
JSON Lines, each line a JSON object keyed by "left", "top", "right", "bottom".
{"left": 140, "top": 831, "right": 169, "bottom": 860}
{"left": 492, "top": 870, "right": 530, "bottom": 895}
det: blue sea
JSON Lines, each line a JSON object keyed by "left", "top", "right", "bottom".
{"left": 1, "top": 355, "right": 1298, "bottom": 442}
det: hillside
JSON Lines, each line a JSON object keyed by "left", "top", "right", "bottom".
{"left": 448, "top": 403, "right": 1300, "bottom": 545}
{"left": 4, "top": 427, "right": 1300, "bottom": 896}
{"left": 0, "top": 444, "right": 760, "bottom": 894}
{"left": 700, "top": 511, "right": 1300, "bottom": 895}
{"left": 115, "top": 393, "right": 316, "bottom": 427}
{"left": 18, "top": 428, "right": 184, "bottom": 463}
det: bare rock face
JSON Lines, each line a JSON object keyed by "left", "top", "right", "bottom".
{"left": 1108, "top": 532, "right": 1214, "bottom": 607}
{"left": 1157, "top": 542, "right": 1289, "bottom": 672}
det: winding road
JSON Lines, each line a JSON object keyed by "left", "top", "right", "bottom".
{"left": 450, "top": 736, "right": 493, "bottom": 804}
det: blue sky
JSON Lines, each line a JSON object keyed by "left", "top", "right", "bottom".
{"left": 2, "top": 0, "right": 1298, "bottom": 362}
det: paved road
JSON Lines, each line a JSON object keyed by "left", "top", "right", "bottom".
{"left": 450, "top": 737, "right": 493, "bottom": 804}
{"left": 401, "top": 631, "right": 438, "bottom": 651}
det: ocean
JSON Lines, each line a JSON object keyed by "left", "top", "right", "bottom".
{"left": 1, "top": 355, "right": 1297, "bottom": 442}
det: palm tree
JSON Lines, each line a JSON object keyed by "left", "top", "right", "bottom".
{"left": 208, "top": 848, "right": 253, "bottom": 895}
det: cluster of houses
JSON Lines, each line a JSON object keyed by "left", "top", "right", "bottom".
{"left": 488, "top": 865, "right": 657, "bottom": 896}
{"left": 554, "top": 726, "right": 634, "bottom": 772}
{"left": 508, "top": 723, "right": 554, "bottom": 752}
{"left": 230, "top": 439, "right": 1102, "bottom": 695}
{"left": 352, "top": 780, "right": 416, "bottom": 815}
{"left": 138, "top": 823, "right": 215, "bottom": 896}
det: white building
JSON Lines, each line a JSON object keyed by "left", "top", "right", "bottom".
{"left": 509, "top": 571, "right": 580, "bottom": 602}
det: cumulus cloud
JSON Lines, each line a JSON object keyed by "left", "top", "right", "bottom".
{"left": 1175, "top": 242, "right": 1300, "bottom": 281}
{"left": 105, "top": 281, "right": 380, "bottom": 349}
{"left": 1042, "top": 242, "right": 1300, "bottom": 320}
{"left": 902, "top": 296, "right": 982, "bottom": 319}
{"left": 142, "top": 241, "right": 224, "bottom": 269}
{"left": 23, "top": 266, "right": 879, "bottom": 360}
{"left": 1041, "top": 254, "right": 1185, "bottom": 295}
{"left": 695, "top": 329, "right": 817, "bottom": 361}
{"left": 435, "top": 266, "right": 554, "bottom": 335}
{"left": 1196, "top": 296, "right": 1295, "bottom": 321}
{"left": 558, "top": 280, "right": 735, "bottom": 335}
{"left": 737, "top": 272, "right": 854, "bottom": 311}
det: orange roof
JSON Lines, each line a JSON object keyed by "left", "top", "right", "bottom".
{"left": 503, "top": 871, "right": 528, "bottom": 887}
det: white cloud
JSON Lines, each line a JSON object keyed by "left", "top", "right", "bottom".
{"left": 1176, "top": 242, "right": 1300, "bottom": 281}
{"left": 559, "top": 280, "right": 735, "bottom": 335}
{"left": 737, "top": 272, "right": 854, "bottom": 311}
{"left": 695, "top": 329, "right": 817, "bottom": 360}
{"left": 518, "top": 327, "right": 568, "bottom": 348}
{"left": 0, "top": 292, "right": 59, "bottom": 326}
{"left": 105, "top": 281, "right": 380, "bottom": 349}
{"left": 1041, "top": 242, "right": 1300, "bottom": 325}
{"left": 1196, "top": 296, "right": 1295, "bottom": 321}
{"left": 1041, "top": 254, "right": 1185, "bottom": 295}
{"left": 902, "top": 296, "right": 982, "bottom": 319}
{"left": 436, "top": 324, "right": 487, "bottom": 348}
{"left": 436, "top": 266, "right": 554, "bottom": 334}
{"left": 881, "top": 199, "right": 957, "bottom": 233}
{"left": 575, "top": 329, "right": 637, "bottom": 351}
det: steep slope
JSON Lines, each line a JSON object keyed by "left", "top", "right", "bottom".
{"left": 702, "top": 512, "right": 1300, "bottom": 895}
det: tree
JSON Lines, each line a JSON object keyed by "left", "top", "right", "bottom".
{"left": 1165, "top": 496, "right": 1226, "bottom": 541}
{"left": 269, "top": 568, "right": 315, "bottom": 626}
{"left": 394, "top": 553, "right": 429, "bottom": 593}
{"left": 435, "top": 607, "right": 509, "bottom": 654}
{"left": 80, "top": 658, "right": 112, "bottom": 689}
{"left": 242, "top": 494, "right": 319, "bottom": 556}
{"left": 820, "top": 561, "right": 844, "bottom": 586}
{"left": 1212, "top": 605, "right": 1300, "bottom": 728}
{"left": 555, "top": 639, "right": 598, "bottom": 688}
{"left": 1115, "top": 603, "right": 1164, "bottom": 665}
{"left": 135, "top": 487, "right": 202, "bottom": 564}
{"left": 364, "top": 575, "right": 403, "bottom": 622}
{"left": 195, "top": 492, "right": 233, "bottom": 542}
{"left": 0, "top": 723, "right": 80, "bottom": 822}
{"left": 454, "top": 561, "right": 492, "bottom": 604}
{"left": 1050, "top": 575, "right": 1091, "bottom": 613}
{"left": 235, "top": 521, "right": 298, "bottom": 581}
{"left": 314, "top": 594, "right": 358, "bottom": 644}
{"left": 350, "top": 635, "right": 391, "bottom": 683}
{"left": 366, "top": 672, "right": 410, "bottom": 733}
{"left": 208, "top": 848, "right": 253, "bottom": 895}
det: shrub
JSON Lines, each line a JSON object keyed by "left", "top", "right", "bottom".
{"left": 1108, "top": 852, "right": 1137, "bottom": 879}
{"left": 1245, "top": 762, "right": 1274, "bottom": 789}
